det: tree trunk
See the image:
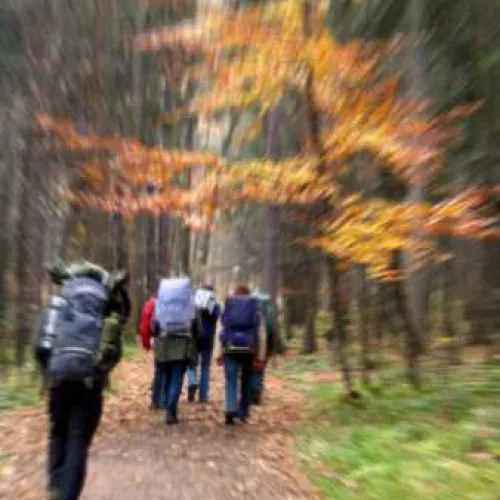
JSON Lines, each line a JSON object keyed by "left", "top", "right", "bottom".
{"left": 327, "top": 258, "right": 356, "bottom": 396}
{"left": 391, "top": 251, "right": 422, "bottom": 389}
{"left": 125, "top": 217, "right": 139, "bottom": 335}
{"left": 262, "top": 107, "right": 285, "bottom": 353}
{"left": 262, "top": 107, "right": 280, "bottom": 300}
{"left": 302, "top": 255, "right": 319, "bottom": 354}
{"left": 14, "top": 129, "right": 37, "bottom": 366}
{"left": 403, "top": 0, "right": 431, "bottom": 353}
{"left": 283, "top": 297, "right": 294, "bottom": 341}
{"left": 357, "top": 267, "right": 372, "bottom": 385}
{"left": 441, "top": 253, "right": 461, "bottom": 365}
{"left": 0, "top": 148, "right": 14, "bottom": 329}
{"left": 373, "top": 282, "right": 384, "bottom": 367}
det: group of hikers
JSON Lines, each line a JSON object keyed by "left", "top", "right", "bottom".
{"left": 139, "top": 282, "right": 274, "bottom": 425}
{"left": 33, "top": 259, "right": 277, "bottom": 500}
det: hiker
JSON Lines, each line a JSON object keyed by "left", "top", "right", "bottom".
{"left": 145, "top": 277, "right": 199, "bottom": 424}
{"left": 139, "top": 296, "right": 166, "bottom": 410}
{"left": 187, "top": 285, "right": 221, "bottom": 403}
{"left": 34, "top": 260, "right": 130, "bottom": 500}
{"left": 214, "top": 285, "right": 267, "bottom": 425}
{"left": 251, "top": 291, "right": 278, "bottom": 405}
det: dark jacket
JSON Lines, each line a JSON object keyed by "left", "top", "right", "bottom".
{"left": 153, "top": 316, "right": 200, "bottom": 364}
{"left": 197, "top": 303, "right": 221, "bottom": 353}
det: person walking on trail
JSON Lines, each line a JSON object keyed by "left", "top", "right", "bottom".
{"left": 187, "top": 285, "right": 221, "bottom": 403}
{"left": 251, "top": 291, "right": 278, "bottom": 405}
{"left": 214, "top": 285, "right": 267, "bottom": 425}
{"left": 34, "top": 260, "right": 130, "bottom": 500}
{"left": 146, "top": 277, "right": 200, "bottom": 425}
{"left": 139, "top": 296, "right": 166, "bottom": 410}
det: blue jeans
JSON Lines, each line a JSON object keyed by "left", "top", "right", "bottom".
{"left": 160, "top": 361, "right": 187, "bottom": 417}
{"left": 151, "top": 362, "right": 166, "bottom": 408}
{"left": 48, "top": 381, "right": 103, "bottom": 500}
{"left": 187, "top": 350, "right": 212, "bottom": 402}
{"left": 224, "top": 355, "right": 253, "bottom": 419}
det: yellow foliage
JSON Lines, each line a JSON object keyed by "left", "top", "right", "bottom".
{"left": 308, "top": 193, "right": 492, "bottom": 278}
{"left": 135, "top": 0, "right": 471, "bottom": 186}
{"left": 35, "top": 1, "right": 487, "bottom": 276}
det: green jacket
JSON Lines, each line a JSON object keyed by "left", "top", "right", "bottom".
{"left": 253, "top": 293, "right": 277, "bottom": 357}
{"left": 153, "top": 317, "right": 200, "bottom": 364}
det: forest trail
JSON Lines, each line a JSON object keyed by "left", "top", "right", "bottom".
{"left": 0, "top": 354, "right": 314, "bottom": 499}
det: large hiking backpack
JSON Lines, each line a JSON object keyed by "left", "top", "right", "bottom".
{"left": 154, "top": 278, "right": 194, "bottom": 338}
{"left": 48, "top": 277, "right": 109, "bottom": 384}
{"left": 34, "top": 294, "right": 68, "bottom": 370}
{"left": 221, "top": 296, "right": 260, "bottom": 354}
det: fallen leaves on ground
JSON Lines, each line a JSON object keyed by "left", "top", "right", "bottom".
{"left": 0, "top": 354, "right": 316, "bottom": 500}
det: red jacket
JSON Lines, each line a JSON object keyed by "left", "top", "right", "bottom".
{"left": 139, "top": 298, "right": 155, "bottom": 351}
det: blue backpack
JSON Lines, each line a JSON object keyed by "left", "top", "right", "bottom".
{"left": 222, "top": 296, "right": 260, "bottom": 354}
{"left": 48, "top": 277, "right": 109, "bottom": 384}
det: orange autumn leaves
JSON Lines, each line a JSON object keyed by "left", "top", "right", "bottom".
{"left": 137, "top": 0, "right": 485, "bottom": 277}
{"left": 37, "top": 0, "right": 495, "bottom": 278}
{"left": 310, "top": 191, "right": 494, "bottom": 279}
{"left": 137, "top": 0, "right": 473, "bottom": 184}
{"left": 36, "top": 113, "right": 219, "bottom": 222}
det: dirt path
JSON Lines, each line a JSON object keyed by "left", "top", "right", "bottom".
{"left": 0, "top": 355, "right": 314, "bottom": 499}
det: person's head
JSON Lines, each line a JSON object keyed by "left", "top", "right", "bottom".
{"left": 234, "top": 284, "right": 251, "bottom": 296}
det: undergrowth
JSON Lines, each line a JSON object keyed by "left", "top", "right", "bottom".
{"left": 0, "top": 337, "right": 139, "bottom": 412}
{"left": 290, "top": 356, "right": 500, "bottom": 500}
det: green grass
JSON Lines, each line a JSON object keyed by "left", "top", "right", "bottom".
{"left": 273, "top": 352, "right": 331, "bottom": 387}
{"left": 0, "top": 363, "right": 41, "bottom": 412}
{"left": 292, "top": 360, "right": 500, "bottom": 500}
{"left": 0, "top": 340, "right": 140, "bottom": 411}
{"left": 122, "top": 337, "right": 140, "bottom": 360}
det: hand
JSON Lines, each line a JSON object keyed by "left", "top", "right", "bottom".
{"left": 253, "top": 359, "right": 264, "bottom": 370}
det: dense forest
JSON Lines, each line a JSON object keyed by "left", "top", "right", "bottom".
{"left": 2, "top": 2, "right": 500, "bottom": 500}
{"left": 1, "top": 0, "right": 500, "bottom": 390}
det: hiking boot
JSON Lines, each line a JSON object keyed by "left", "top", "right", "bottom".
{"left": 150, "top": 402, "right": 161, "bottom": 411}
{"left": 252, "top": 393, "right": 261, "bottom": 406}
{"left": 238, "top": 411, "right": 249, "bottom": 423}
{"left": 225, "top": 413, "right": 236, "bottom": 425}
{"left": 187, "top": 384, "right": 198, "bottom": 403}
{"left": 166, "top": 413, "right": 179, "bottom": 425}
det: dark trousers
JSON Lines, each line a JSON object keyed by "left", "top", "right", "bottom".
{"left": 48, "top": 381, "right": 103, "bottom": 500}
{"left": 159, "top": 361, "right": 187, "bottom": 417}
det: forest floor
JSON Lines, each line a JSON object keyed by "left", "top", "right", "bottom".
{"left": 3, "top": 345, "right": 500, "bottom": 500}
{"left": 0, "top": 350, "right": 316, "bottom": 500}
{"left": 284, "top": 349, "right": 500, "bottom": 500}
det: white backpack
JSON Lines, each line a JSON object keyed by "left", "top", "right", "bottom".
{"left": 194, "top": 288, "right": 216, "bottom": 314}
